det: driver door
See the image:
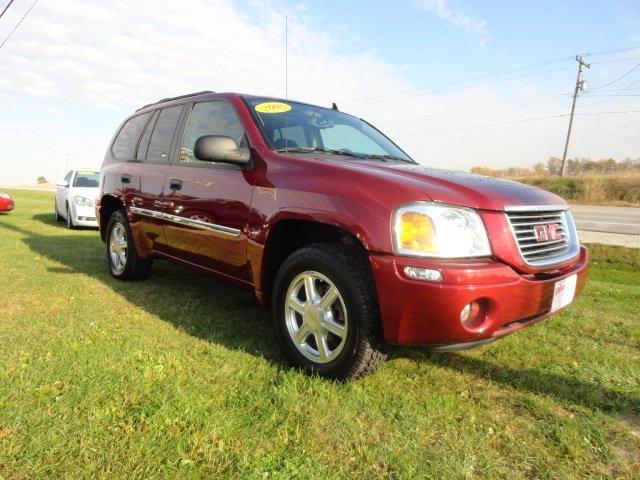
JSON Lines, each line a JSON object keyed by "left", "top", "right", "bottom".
{"left": 161, "top": 100, "right": 254, "bottom": 281}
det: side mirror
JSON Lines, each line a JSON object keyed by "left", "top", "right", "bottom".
{"left": 57, "top": 181, "right": 69, "bottom": 187}
{"left": 194, "top": 135, "right": 250, "bottom": 165}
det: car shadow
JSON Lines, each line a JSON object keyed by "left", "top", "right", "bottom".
{"left": 3, "top": 217, "right": 639, "bottom": 414}
{"left": 32, "top": 213, "right": 98, "bottom": 230}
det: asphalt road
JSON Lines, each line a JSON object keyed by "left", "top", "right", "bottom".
{"left": 570, "top": 204, "right": 640, "bottom": 235}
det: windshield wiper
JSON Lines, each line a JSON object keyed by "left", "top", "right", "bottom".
{"left": 360, "top": 154, "right": 412, "bottom": 163}
{"left": 276, "top": 146, "right": 365, "bottom": 158}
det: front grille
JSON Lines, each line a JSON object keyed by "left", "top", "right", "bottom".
{"left": 506, "top": 207, "right": 578, "bottom": 267}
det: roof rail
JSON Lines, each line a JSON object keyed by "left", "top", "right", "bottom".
{"left": 136, "top": 90, "right": 216, "bottom": 111}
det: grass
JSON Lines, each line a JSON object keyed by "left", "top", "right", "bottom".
{"left": 1, "top": 189, "right": 639, "bottom": 479}
{"left": 514, "top": 174, "right": 640, "bottom": 206}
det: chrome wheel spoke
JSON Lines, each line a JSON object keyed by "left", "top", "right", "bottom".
{"left": 318, "top": 286, "right": 338, "bottom": 311}
{"left": 315, "top": 332, "right": 330, "bottom": 360}
{"left": 321, "top": 316, "right": 347, "bottom": 338}
{"left": 293, "top": 323, "right": 311, "bottom": 344}
{"left": 303, "top": 275, "right": 318, "bottom": 302}
{"left": 287, "top": 295, "right": 306, "bottom": 315}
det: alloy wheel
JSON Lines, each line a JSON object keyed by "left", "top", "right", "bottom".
{"left": 285, "top": 271, "right": 348, "bottom": 364}
{"left": 109, "top": 223, "right": 128, "bottom": 274}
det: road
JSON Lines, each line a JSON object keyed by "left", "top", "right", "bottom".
{"left": 570, "top": 204, "right": 640, "bottom": 235}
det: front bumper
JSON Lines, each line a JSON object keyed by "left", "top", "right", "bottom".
{"left": 369, "top": 247, "right": 589, "bottom": 346}
{"left": 71, "top": 204, "right": 98, "bottom": 227}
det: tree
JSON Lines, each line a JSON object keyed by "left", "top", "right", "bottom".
{"left": 547, "top": 157, "right": 562, "bottom": 176}
{"left": 36, "top": 176, "right": 48, "bottom": 184}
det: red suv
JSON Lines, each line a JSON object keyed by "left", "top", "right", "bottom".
{"left": 98, "top": 91, "right": 588, "bottom": 379}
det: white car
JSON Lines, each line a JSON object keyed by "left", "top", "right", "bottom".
{"left": 55, "top": 169, "right": 100, "bottom": 228}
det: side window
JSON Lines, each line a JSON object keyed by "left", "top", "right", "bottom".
{"left": 146, "top": 106, "right": 183, "bottom": 163}
{"left": 111, "top": 112, "right": 152, "bottom": 160}
{"left": 320, "top": 124, "right": 386, "bottom": 155}
{"left": 136, "top": 110, "right": 159, "bottom": 161}
{"left": 179, "top": 101, "right": 246, "bottom": 164}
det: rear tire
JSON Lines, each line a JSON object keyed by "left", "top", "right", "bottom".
{"left": 106, "top": 209, "right": 153, "bottom": 281}
{"left": 272, "top": 243, "right": 387, "bottom": 380}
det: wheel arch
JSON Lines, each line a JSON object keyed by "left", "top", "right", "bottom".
{"left": 258, "top": 218, "right": 370, "bottom": 306}
{"left": 98, "top": 194, "right": 125, "bottom": 242}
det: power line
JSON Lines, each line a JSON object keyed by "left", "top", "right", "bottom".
{"left": 343, "top": 46, "right": 640, "bottom": 106}
{"left": 579, "top": 45, "right": 640, "bottom": 57}
{"left": 581, "top": 76, "right": 640, "bottom": 107}
{"left": 0, "top": 0, "right": 15, "bottom": 20}
{"left": 380, "top": 92, "right": 571, "bottom": 127}
{"left": 395, "top": 110, "right": 640, "bottom": 138}
{"left": 590, "top": 55, "right": 640, "bottom": 65}
{"left": 590, "top": 62, "right": 640, "bottom": 90}
{"left": 0, "top": 0, "right": 39, "bottom": 51}
{"left": 344, "top": 65, "right": 575, "bottom": 106}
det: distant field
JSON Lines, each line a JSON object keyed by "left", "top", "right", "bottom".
{"left": 1, "top": 190, "right": 639, "bottom": 479}
{"left": 514, "top": 174, "right": 640, "bottom": 206}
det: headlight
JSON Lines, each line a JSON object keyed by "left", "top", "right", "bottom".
{"left": 73, "top": 196, "right": 94, "bottom": 207}
{"left": 393, "top": 202, "right": 491, "bottom": 258}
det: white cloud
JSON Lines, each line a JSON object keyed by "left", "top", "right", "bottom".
{"left": 0, "top": 0, "right": 638, "bottom": 185}
{"left": 412, "top": 0, "right": 487, "bottom": 45}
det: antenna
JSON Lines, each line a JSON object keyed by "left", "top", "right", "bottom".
{"left": 285, "top": 15, "right": 288, "bottom": 102}
{"left": 284, "top": 15, "right": 288, "bottom": 151}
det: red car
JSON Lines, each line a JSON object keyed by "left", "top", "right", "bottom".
{"left": 0, "top": 191, "right": 15, "bottom": 212}
{"left": 97, "top": 91, "right": 588, "bottom": 380}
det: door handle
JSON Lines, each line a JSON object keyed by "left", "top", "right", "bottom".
{"left": 121, "top": 174, "right": 131, "bottom": 184}
{"left": 169, "top": 179, "right": 182, "bottom": 191}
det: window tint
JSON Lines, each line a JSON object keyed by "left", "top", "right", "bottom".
{"left": 273, "top": 126, "right": 307, "bottom": 148}
{"left": 146, "top": 106, "right": 183, "bottom": 162}
{"left": 320, "top": 124, "right": 386, "bottom": 155}
{"left": 112, "top": 112, "right": 152, "bottom": 160}
{"left": 136, "top": 110, "right": 159, "bottom": 161}
{"left": 73, "top": 170, "right": 99, "bottom": 188}
{"left": 180, "top": 101, "right": 245, "bottom": 163}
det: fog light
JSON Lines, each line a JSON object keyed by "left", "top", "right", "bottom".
{"left": 460, "top": 300, "right": 486, "bottom": 329}
{"left": 404, "top": 266, "right": 443, "bottom": 282}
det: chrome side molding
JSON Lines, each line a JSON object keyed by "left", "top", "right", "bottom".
{"left": 129, "top": 206, "right": 241, "bottom": 237}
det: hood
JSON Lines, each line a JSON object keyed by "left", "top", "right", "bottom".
{"left": 335, "top": 161, "right": 566, "bottom": 211}
{"left": 69, "top": 186, "right": 99, "bottom": 201}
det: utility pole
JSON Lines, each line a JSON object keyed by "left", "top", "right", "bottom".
{"left": 560, "top": 55, "right": 590, "bottom": 177}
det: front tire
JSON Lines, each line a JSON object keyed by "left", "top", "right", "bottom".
{"left": 66, "top": 203, "right": 75, "bottom": 229}
{"left": 55, "top": 201, "right": 63, "bottom": 222}
{"left": 272, "top": 243, "right": 387, "bottom": 380}
{"left": 106, "top": 209, "right": 153, "bottom": 281}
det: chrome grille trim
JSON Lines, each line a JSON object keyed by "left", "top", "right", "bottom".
{"left": 504, "top": 205, "right": 580, "bottom": 267}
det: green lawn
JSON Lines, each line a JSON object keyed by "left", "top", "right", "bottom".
{"left": 1, "top": 189, "right": 638, "bottom": 479}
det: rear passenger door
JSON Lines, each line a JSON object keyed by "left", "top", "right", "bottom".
{"left": 129, "top": 105, "right": 184, "bottom": 252}
{"left": 161, "top": 100, "right": 254, "bottom": 281}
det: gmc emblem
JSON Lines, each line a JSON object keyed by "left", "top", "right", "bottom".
{"left": 534, "top": 224, "right": 563, "bottom": 242}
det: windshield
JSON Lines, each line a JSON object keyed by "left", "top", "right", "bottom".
{"left": 73, "top": 171, "right": 99, "bottom": 188}
{"left": 246, "top": 97, "right": 413, "bottom": 162}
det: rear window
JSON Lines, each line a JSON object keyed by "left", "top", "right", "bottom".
{"left": 73, "top": 171, "right": 99, "bottom": 188}
{"left": 111, "top": 112, "right": 152, "bottom": 160}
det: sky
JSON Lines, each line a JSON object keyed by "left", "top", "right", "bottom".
{"left": 0, "top": 0, "right": 639, "bottom": 185}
